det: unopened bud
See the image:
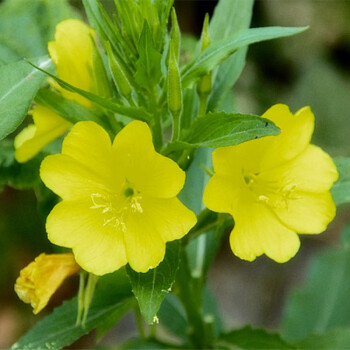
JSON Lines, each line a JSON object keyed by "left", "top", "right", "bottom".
{"left": 106, "top": 42, "right": 132, "bottom": 99}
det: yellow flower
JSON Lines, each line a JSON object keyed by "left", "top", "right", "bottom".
{"left": 15, "top": 253, "right": 80, "bottom": 314}
{"left": 15, "top": 19, "right": 95, "bottom": 163}
{"left": 203, "top": 104, "right": 338, "bottom": 263}
{"left": 40, "top": 121, "right": 197, "bottom": 275}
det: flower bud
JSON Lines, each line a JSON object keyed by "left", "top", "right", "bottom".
{"left": 15, "top": 253, "right": 80, "bottom": 314}
{"left": 106, "top": 42, "right": 133, "bottom": 99}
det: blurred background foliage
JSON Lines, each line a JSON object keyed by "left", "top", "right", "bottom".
{"left": 0, "top": 0, "right": 349, "bottom": 348}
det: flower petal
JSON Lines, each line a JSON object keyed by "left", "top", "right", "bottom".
{"left": 141, "top": 196, "right": 197, "bottom": 242}
{"left": 124, "top": 213, "right": 166, "bottom": 273}
{"left": 48, "top": 19, "right": 94, "bottom": 106}
{"left": 203, "top": 173, "right": 244, "bottom": 214}
{"left": 40, "top": 154, "right": 111, "bottom": 200}
{"left": 46, "top": 200, "right": 127, "bottom": 275}
{"left": 123, "top": 195, "right": 196, "bottom": 273}
{"left": 260, "top": 144, "right": 338, "bottom": 193}
{"left": 262, "top": 105, "right": 315, "bottom": 169}
{"left": 14, "top": 105, "right": 70, "bottom": 163}
{"left": 230, "top": 199, "right": 300, "bottom": 263}
{"left": 272, "top": 191, "right": 336, "bottom": 234}
{"left": 212, "top": 137, "right": 272, "bottom": 175}
{"left": 61, "top": 121, "right": 116, "bottom": 182}
{"left": 113, "top": 121, "right": 185, "bottom": 198}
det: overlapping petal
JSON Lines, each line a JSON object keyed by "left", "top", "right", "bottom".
{"left": 46, "top": 199, "right": 127, "bottom": 275}
{"left": 261, "top": 105, "right": 314, "bottom": 169}
{"left": 113, "top": 121, "right": 186, "bottom": 198}
{"left": 259, "top": 144, "right": 338, "bottom": 193}
{"left": 230, "top": 200, "right": 300, "bottom": 263}
{"left": 203, "top": 173, "right": 244, "bottom": 214}
{"left": 272, "top": 191, "right": 336, "bottom": 234}
{"left": 15, "top": 105, "right": 70, "bottom": 163}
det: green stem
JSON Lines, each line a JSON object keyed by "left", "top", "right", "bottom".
{"left": 134, "top": 306, "right": 146, "bottom": 340}
{"left": 176, "top": 249, "right": 207, "bottom": 348}
{"left": 197, "top": 93, "right": 209, "bottom": 117}
{"left": 171, "top": 109, "right": 181, "bottom": 141}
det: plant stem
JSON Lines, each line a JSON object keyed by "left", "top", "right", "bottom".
{"left": 176, "top": 249, "right": 207, "bottom": 349}
{"left": 134, "top": 306, "right": 146, "bottom": 340}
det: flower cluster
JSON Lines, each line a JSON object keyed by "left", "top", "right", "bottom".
{"left": 14, "top": 18, "right": 338, "bottom": 318}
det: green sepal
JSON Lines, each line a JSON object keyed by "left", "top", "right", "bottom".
{"left": 134, "top": 22, "right": 162, "bottom": 89}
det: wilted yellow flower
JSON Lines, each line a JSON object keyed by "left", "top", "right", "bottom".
{"left": 15, "top": 253, "right": 80, "bottom": 314}
{"left": 203, "top": 104, "right": 338, "bottom": 263}
{"left": 15, "top": 19, "right": 95, "bottom": 163}
{"left": 40, "top": 121, "right": 197, "bottom": 274}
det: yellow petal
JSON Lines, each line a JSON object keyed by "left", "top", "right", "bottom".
{"left": 140, "top": 196, "right": 197, "bottom": 242}
{"left": 14, "top": 105, "right": 70, "bottom": 163}
{"left": 40, "top": 154, "right": 111, "bottom": 200}
{"left": 61, "top": 121, "right": 115, "bottom": 182}
{"left": 262, "top": 105, "right": 314, "bottom": 169}
{"left": 48, "top": 19, "right": 94, "bottom": 106}
{"left": 113, "top": 121, "right": 186, "bottom": 198}
{"left": 272, "top": 191, "right": 336, "bottom": 234}
{"left": 212, "top": 137, "right": 271, "bottom": 176}
{"left": 230, "top": 199, "right": 300, "bottom": 263}
{"left": 260, "top": 144, "right": 338, "bottom": 193}
{"left": 203, "top": 173, "right": 244, "bottom": 214}
{"left": 124, "top": 215, "right": 165, "bottom": 273}
{"left": 46, "top": 200, "right": 127, "bottom": 275}
{"left": 14, "top": 253, "right": 80, "bottom": 314}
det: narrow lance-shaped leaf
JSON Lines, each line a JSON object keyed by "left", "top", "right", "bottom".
{"left": 207, "top": 0, "right": 254, "bottom": 111}
{"left": 181, "top": 26, "right": 307, "bottom": 88}
{"left": 164, "top": 111, "right": 280, "bottom": 152}
{"left": 126, "top": 241, "right": 180, "bottom": 324}
{"left": 0, "top": 56, "right": 53, "bottom": 140}
{"left": 27, "top": 61, "right": 152, "bottom": 121}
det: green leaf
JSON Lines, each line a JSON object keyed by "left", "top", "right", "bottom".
{"left": 296, "top": 328, "right": 350, "bottom": 349}
{"left": 35, "top": 88, "right": 102, "bottom": 124}
{"left": 181, "top": 26, "right": 307, "bottom": 88}
{"left": 0, "top": 56, "right": 53, "bottom": 140}
{"left": 28, "top": 61, "right": 152, "bottom": 122}
{"left": 166, "top": 112, "right": 279, "bottom": 152}
{"left": 216, "top": 326, "right": 295, "bottom": 349}
{"left": 158, "top": 293, "right": 188, "bottom": 341}
{"left": 126, "top": 241, "right": 180, "bottom": 324}
{"left": 282, "top": 247, "right": 350, "bottom": 342}
{"left": 331, "top": 157, "right": 350, "bottom": 205}
{"left": 0, "top": 0, "right": 79, "bottom": 64}
{"left": 207, "top": 0, "right": 254, "bottom": 111}
{"left": 134, "top": 22, "right": 162, "bottom": 88}
{"left": 12, "top": 269, "right": 133, "bottom": 350}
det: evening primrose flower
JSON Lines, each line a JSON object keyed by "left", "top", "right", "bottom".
{"left": 15, "top": 253, "right": 80, "bottom": 314}
{"left": 203, "top": 104, "right": 338, "bottom": 263}
{"left": 15, "top": 19, "right": 95, "bottom": 163}
{"left": 40, "top": 121, "right": 197, "bottom": 275}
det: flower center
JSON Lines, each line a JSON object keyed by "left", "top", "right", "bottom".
{"left": 242, "top": 169, "right": 298, "bottom": 209}
{"left": 90, "top": 182, "right": 143, "bottom": 231}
